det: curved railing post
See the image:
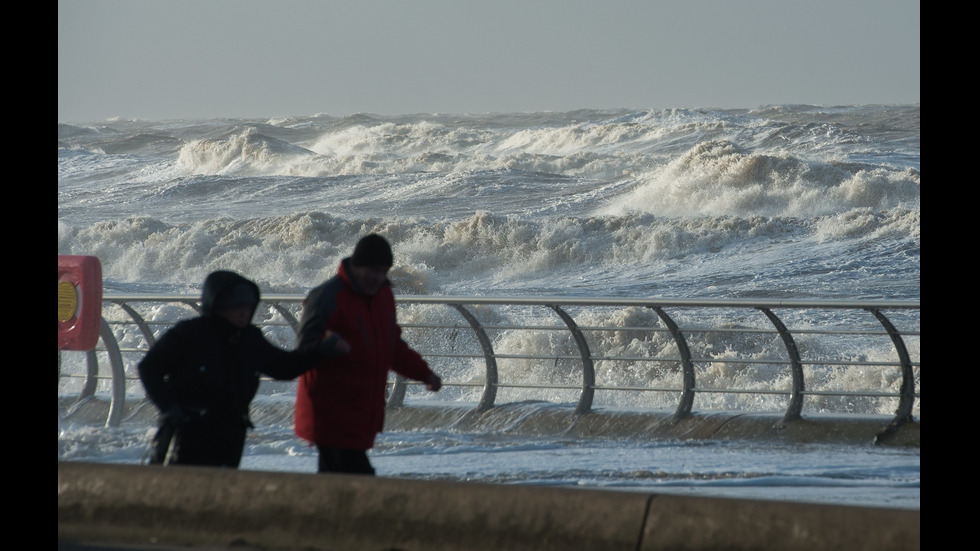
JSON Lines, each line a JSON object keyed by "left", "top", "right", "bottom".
{"left": 269, "top": 302, "right": 300, "bottom": 332}
{"left": 450, "top": 304, "right": 498, "bottom": 412}
{"left": 57, "top": 350, "right": 99, "bottom": 417}
{"left": 113, "top": 301, "right": 159, "bottom": 348}
{"left": 58, "top": 350, "right": 95, "bottom": 402}
{"left": 82, "top": 350, "right": 99, "bottom": 400}
{"left": 866, "top": 308, "right": 916, "bottom": 443}
{"left": 65, "top": 295, "right": 918, "bottom": 434}
{"left": 100, "top": 318, "right": 126, "bottom": 428}
{"left": 108, "top": 301, "right": 160, "bottom": 414}
{"left": 756, "top": 307, "right": 805, "bottom": 425}
{"left": 649, "top": 306, "right": 695, "bottom": 423}
{"left": 548, "top": 305, "right": 595, "bottom": 415}
{"left": 386, "top": 374, "right": 408, "bottom": 410}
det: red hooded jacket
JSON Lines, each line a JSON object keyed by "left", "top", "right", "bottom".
{"left": 293, "top": 259, "right": 434, "bottom": 450}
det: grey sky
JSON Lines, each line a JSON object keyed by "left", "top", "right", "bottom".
{"left": 58, "top": 0, "right": 919, "bottom": 122}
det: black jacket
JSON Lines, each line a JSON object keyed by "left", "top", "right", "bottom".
{"left": 138, "top": 271, "right": 321, "bottom": 428}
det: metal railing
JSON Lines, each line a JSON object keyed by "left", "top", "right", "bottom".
{"left": 58, "top": 295, "right": 919, "bottom": 442}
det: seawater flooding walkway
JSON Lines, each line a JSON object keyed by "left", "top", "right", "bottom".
{"left": 60, "top": 295, "right": 920, "bottom": 442}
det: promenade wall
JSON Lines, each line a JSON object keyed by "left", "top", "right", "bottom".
{"left": 58, "top": 461, "right": 919, "bottom": 551}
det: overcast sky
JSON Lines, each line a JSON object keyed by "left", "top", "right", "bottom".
{"left": 58, "top": 0, "right": 919, "bottom": 122}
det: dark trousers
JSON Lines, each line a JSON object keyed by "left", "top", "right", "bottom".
{"left": 153, "top": 416, "right": 247, "bottom": 468}
{"left": 316, "top": 445, "right": 375, "bottom": 475}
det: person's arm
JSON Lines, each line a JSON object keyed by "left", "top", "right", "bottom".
{"left": 390, "top": 328, "right": 441, "bottom": 392}
{"left": 137, "top": 322, "right": 193, "bottom": 411}
{"left": 423, "top": 371, "right": 442, "bottom": 391}
{"left": 255, "top": 328, "right": 350, "bottom": 380}
{"left": 382, "top": 289, "right": 441, "bottom": 391}
{"left": 295, "top": 283, "right": 338, "bottom": 349}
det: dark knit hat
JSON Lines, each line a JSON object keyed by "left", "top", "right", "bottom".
{"left": 214, "top": 282, "right": 259, "bottom": 310}
{"left": 351, "top": 233, "right": 393, "bottom": 268}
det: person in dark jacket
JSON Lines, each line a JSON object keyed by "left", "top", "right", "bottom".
{"left": 138, "top": 270, "right": 349, "bottom": 468}
{"left": 294, "top": 234, "right": 442, "bottom": 475}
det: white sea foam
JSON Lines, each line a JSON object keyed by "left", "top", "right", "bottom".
{"left": 58, "top": 106, "right": 919, "bottom": 509}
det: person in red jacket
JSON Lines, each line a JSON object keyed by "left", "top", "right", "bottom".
{"left": 294, "top": 234, "right": 442, "bottom": 475}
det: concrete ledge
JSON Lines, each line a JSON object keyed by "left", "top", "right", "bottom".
{"left": 59, "top": 461, "right": 919, "bottom": 551}
{"left": 384, "top": 403, "right": 920, "bottom": 447}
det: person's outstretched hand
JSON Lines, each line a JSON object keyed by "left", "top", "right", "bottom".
{"left": 318, "top": 331, "right": 351, "bottom": 356}
{"left": 424, "top": 372, "right": 442, "bottom": 392}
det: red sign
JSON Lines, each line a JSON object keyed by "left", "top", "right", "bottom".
{"left": 58, "top": 255, "right": 102, "bottom": 351}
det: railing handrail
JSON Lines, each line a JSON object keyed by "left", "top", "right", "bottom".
{"left": 60, "top": 295, "right": 919, "bottom": 443}
{"left": 103, "top": 294, "right": 920, "bottom": 310}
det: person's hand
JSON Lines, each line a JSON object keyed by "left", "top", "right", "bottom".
{"left": 318, "top": 331, "right": 351, "bottom": 356}
{"left": 424, "top": 372, "right": 442, "bottom": 392}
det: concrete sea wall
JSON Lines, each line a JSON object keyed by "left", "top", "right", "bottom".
{"left": 59, "top": 461, "right": 919, "bottom": 551}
